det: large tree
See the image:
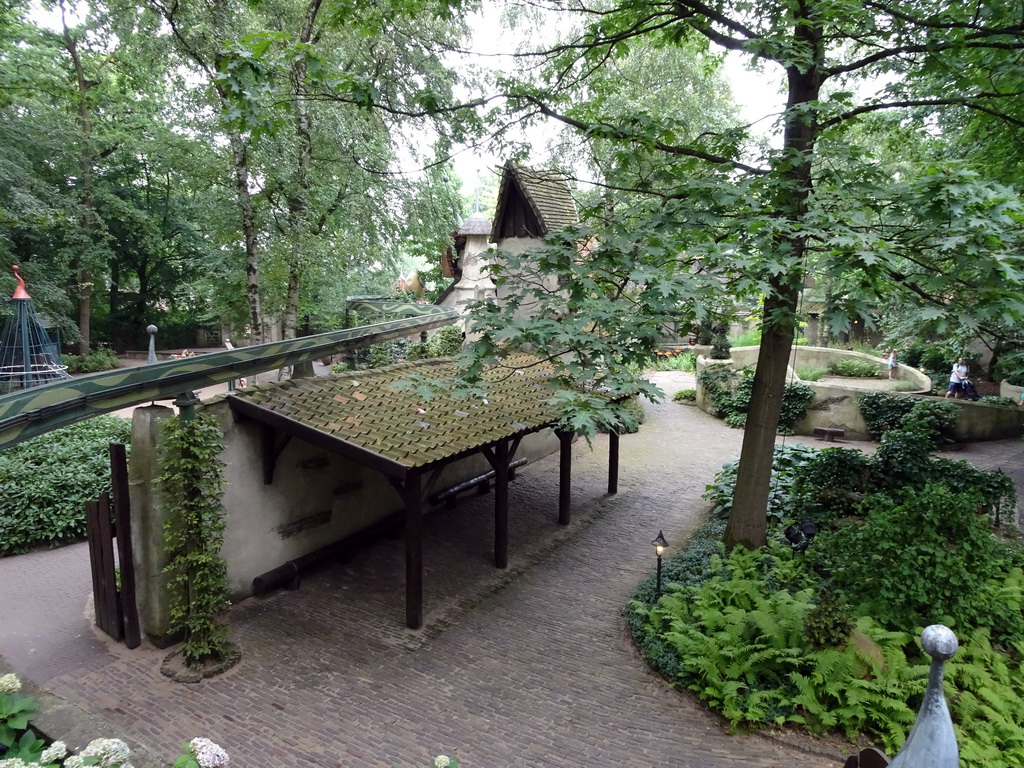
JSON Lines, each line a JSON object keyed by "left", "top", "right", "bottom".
{"left": 431, "top": 0, "right": 1024, "bottom": 549}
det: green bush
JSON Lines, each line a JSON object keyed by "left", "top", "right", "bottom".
{"left": 672, "top": 388, "right": 696, "bottom": 402}
{"left": 429, "top": 325, "right": 464, "bottom": 357}
{"left": 857, "top": 391, "right": 917, "bottom": 440}
{"left": 827, "top": 358, "right": 880, "bottom": 378}
{"left": 703, "top": 443, "right": 818, "bottom": 523}
{"left": 814, "top": 485, "right": 1004, "bottom": 632}
{"left": 980, "top": 395, "right": 1018, "bottom": 407}
{"left": 901, "top": 398, "right": 959, "bottom": 446}
{"left": 0, "top": 416, "right": 131, "bottom": 555}
{"left": 699, "top": 367, "right": 814, "bottom": 433}
{"left": 652, "top": 351, "right": 695, "bottom": 372}
{"left": 62, "top": 347, "right": 120, "bottom": 374}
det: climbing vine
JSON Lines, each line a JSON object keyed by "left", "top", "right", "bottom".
{"left": 158, "top": 411, "right": 232, "bottom": 667}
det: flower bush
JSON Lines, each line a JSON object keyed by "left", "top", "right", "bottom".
{"left": 0, "top": 674, "right": 228, "bottom": 768}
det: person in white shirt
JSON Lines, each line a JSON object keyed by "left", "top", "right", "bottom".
{"left": 945, "top": 358, "right": 969, "bottom": 399}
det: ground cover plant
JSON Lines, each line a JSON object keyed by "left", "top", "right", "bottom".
{"left": 61, "top": 347, "right": 121, "bottom": 374}
{"left": 0, "top": 416, "right": 131, "bottom": 556}
{"left": 630, "top": 425, "right": 1022, "bottom": 764}
{"left": 827, "top": 358, "right": 880, "bottom": 378}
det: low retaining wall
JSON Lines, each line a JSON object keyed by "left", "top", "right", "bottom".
{"left": 695, "top": 346, "right": 1024, "bottom": 442}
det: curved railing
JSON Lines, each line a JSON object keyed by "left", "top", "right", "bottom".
{"left": 0, "top": 299, "right": 458, "bottom": 450}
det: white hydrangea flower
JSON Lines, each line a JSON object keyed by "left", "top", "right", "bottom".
{"left": 0, "top": 673, "right": 21, "bottom": 694}
{"left": 40, "top": 741, "right": 69, "bottom": 763}
{"left": 190, "top": 737, "right": 229, "bottom": 768}
{"left": 433, "top": 756, "right": 452, "bottom": 768}
{"left": 63, "top": 756, "right": 86, "bottom": 768}
{"left": 0, "top": 757, "right": 30, "bottom": 768}
{"left": 81, "top": 738, "right": 131, "bottom": 766}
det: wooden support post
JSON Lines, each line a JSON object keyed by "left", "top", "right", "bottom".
{"left": 494, "top": 439, "right": 509, "bottom": 569}
{"left": 109, "top": 443, "right": 141, "bottom": 649}
{"left": 608, "top": 431, "right": 619, "bottom": 495}
{"left": 404, "top": 471, "right": 423, "bottom": 629}
{"left": 557, "top": 430, "right": 572, "bottom": 525}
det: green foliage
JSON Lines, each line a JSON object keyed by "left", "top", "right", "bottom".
{"left": 901, "top": 398, "right": 959, "bottom": 447}
{"left": 778, "top": 382, "right": 815, "bottom": 434}
{"left": 813, "top": 485, "right": 1007, "bottom": 635}
{"left": 0, "top": 416, "right": 131, "bottom": 555}
{"left": 428, "top": 325, "right": 464, "bottom": 357}
{"left": 789, "top": 447, "right": 872, "bottom": 523}
{"left": 159, "top": 412, "right": 232, "bottom": 667}
{"left": 672, "top": 388, "right": 696, "bottom": 402}
{"left": 698, "top": 367, "right": 813, "bottom": 433}
{"left": 703, "top": 443, "right": 819, "bottom": 523}
{"left": 796, "top": 366, "right": 826, "bottom": 382}
{"left": 980, "top": 395, "right": 1018, "bottom": 407}
{"left": 729, "top": 328, "right": 761, "bottom": 348}
{"left": 857, "top": 391, "right": 917, "bottom": 440}
{"left": 0, "top": 691, "right": 37, "bottom": 750}
{"left": 827, "top": 358, "right": 880, "bottom": 378}
{"left": 600, "top": 396, "right": 646, "bottom": 434}
{"left": 803, "top": 590, "right": 855, "bottom": 649}
{"left": 709, "top": 332, "right": 731, "bottom": 360}
{"left": 61, "top": 347, "right": 121, "bottom": 374}
{"left": 650, "top": 350, "right": 695, "bottom": 371}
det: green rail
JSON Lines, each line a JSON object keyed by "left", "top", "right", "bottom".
{"left": 0, "top": 298, "right": 458, "bottom": 450}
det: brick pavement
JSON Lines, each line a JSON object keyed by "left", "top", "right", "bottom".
{"left": 2, "top": 371, "right": 1022, "bottom": 767}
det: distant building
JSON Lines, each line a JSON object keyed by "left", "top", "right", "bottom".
{"left": 438, "top": 161, "right": 579, "bottom": 332}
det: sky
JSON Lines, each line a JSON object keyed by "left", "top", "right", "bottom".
{"left": 450, "top": 3, "right": 788, "bottom": 207}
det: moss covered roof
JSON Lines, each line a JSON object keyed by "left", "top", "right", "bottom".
{"left": 229, "top": 355, "right": 559, "bottom": 471}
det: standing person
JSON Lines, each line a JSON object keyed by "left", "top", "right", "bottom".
{"left": 886, "top": 349, "right": 897, "bottom": 380}
{"left": 945, "top": 357, "right": 969, "bottom": 398}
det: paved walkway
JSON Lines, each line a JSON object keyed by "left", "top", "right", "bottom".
{"left": 2, "top": 371, "right": 1023, "bottom": 768}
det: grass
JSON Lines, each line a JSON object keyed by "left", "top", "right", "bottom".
{"left": 650, "top": 350, "right": 695, "bottom": 372}
{"left": 729, "top": 329, "right": 761, "bottom": 347}
{"left": 796, "top": 366, "right": 827, "bottom": 382}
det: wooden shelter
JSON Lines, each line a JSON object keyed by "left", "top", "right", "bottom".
{"left": 227, "top": 355, "right": 621, "bottom": 629}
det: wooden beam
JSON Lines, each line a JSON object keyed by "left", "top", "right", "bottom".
{"left": 557, "top": 430, "right": 572, "bottom": 525}
{"left": 608, "top": 431, "right": 619, "bottom": 495}
{"left": 494, "top": 439, "right": 509, "bottom": 569}
{"left": 109, "top": 443, "right": 141, "bottom": 649}
{"left": 405, "top": 470, "right": 423, "bottom": 629}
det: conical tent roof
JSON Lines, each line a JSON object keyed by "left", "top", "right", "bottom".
{"left": 0, "top": 266, "right": 71, "bottom": 393}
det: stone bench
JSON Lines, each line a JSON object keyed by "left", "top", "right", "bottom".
{"left": 813, "top": 426, "right": 846, "bottom": 442}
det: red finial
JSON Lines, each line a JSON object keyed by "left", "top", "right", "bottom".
{"left": 11, "top": 266, "right": 29, "bottom": 299}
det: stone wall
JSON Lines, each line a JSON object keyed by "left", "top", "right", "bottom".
{"left": 695, "top": 346, "right": 1024, "bottom": 442}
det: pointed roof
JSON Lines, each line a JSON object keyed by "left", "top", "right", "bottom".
{"left": 458, "top": 213, "right": 492, "bottom": 236}
{"left": 490, "top": 162, "right": 578, "bottom": 242}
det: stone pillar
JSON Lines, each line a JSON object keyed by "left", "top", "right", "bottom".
{"left": 128, "top": 404, "right": 176, "bottom": 646}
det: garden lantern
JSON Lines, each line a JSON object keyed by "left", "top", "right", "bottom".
{"left": 651, "top": 531, "right": 669, "bottom": 596}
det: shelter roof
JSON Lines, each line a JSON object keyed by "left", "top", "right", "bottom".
{"left": 228, "top": 355, "right": 560, "bottom": 475}
{"left": 491, "top": 162, "right": 577, "bottom": 241}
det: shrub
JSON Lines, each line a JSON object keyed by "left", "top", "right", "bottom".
{"left": 672, "top": 388, "right": 696, "bottom": 402}
{"left": 703, "top": 443, "right": 818, "bottom": 523}
{"left": 62, "top": 347, "right": 120, "bottom": 374}
{"left": 980, "top": 395, "right": 1018, "bottom": 407}
{"left": 857, "top": 391, "right": 916, "bottom": 440}
{"left": 429, "top": 325, "right": 464, "bottom": 357}
{"left": 0, "top": 416, "right": 131, "bottom": 555}
{"left": 813, "top": 485, "right": 1004, "bottom": 634}
{"left": 827, "top": 358, "right": 880, "bottom": 378}
{"left": 699, "top": 367, "right": 813, "bottom": 432}
{"left": 892, "top": 381, "right": 919, "bottom": 392}
{"left": 901, "top": 398, "right": 959, "bottom": 447}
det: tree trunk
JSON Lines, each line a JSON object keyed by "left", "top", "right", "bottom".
{"left": 725, "top": 8, "right": 823, "bottom": 550}
{"left": 228, "top": 132, "right": 263, "bottom": 346}
{"left": 63, "top": 12, "right": 96, "bottom": 355}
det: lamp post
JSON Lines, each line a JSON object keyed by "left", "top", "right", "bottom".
{"left": 652, "top": 531, "right": 669, "bottom": 597}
